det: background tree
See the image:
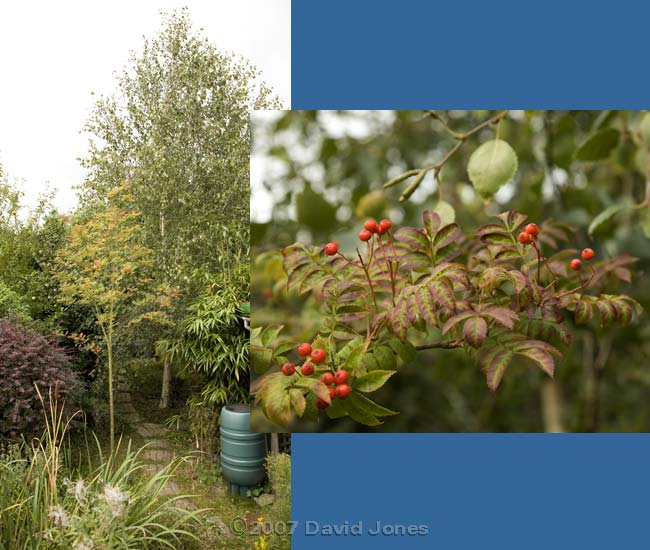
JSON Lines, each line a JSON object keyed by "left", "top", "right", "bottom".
{"left": 81, "top": 8, "right": 278, "bottom": 407}
{"left": 252, "top": 110, "right": 650, "bottom": 432}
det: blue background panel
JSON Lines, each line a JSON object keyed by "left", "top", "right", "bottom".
{"left": 292, "top": 0, "right": 650, "bottom": 109}
{"left": 291, "top": 434, "right": 650, "bottom": 549}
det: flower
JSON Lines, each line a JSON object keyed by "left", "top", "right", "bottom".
{"left": 99, "top": 484, "right": 130, "bottom": 518}
{"left": 49, "top": 504, "right": 69, "bottom": 528}
{"left": 72, "top": 538, "right": 95, "bottom": 550}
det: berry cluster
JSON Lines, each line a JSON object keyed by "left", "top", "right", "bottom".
{"left": 517, "top": 222, "right": 596, "bottom": 272}
{"left": 281, "top": 341, "right": 352, "bottom": 410}
{"left": 570, "top": 247, "right": 595, "bottom": 271}
{"left": 323, "top": 218, "right": 393, "bottom": 256}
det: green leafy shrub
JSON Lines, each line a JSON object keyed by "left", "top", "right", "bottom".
{"left": 0, "top": 280, "right": 31, "bottom": 322}
{"left": 158, "top": 261, "right": 250, "bottom": 407}
{"left": 0, "top": 319, "right": 80, "bottom": 438}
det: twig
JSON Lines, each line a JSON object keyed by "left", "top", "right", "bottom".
{"left": 385, "top": 110, "right": 509, "bottom": 202}
{"left": 416, "top": 340, "right": 463, "bottom": 351}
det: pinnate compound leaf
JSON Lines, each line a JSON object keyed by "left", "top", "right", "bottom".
{"left": 354, "top": 370, "right": 396, "bottom": 393}
{"left": 463, "top": 316, "right": 487, "bottom": 348}
{"left": 468, "top": 139, "right": 519, "bottom": 198}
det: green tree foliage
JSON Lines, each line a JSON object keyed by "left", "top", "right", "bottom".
{"left": 252, "top": 110, "right": 650, "bottom": 432}
{"left": 81, "top": 8, "right": 276, "bottom": 279}
{"left": 80, "top": 8, "right": 275, "bottom": 407}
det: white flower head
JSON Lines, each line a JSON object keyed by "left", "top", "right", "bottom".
{"left": 48, "top": 504, "right": 69, "bottom": 527}
{"left": 73, "top": 479, "right": 87, "bottom": 505}
{"left": 72, "top": 538, "right": 95, "bottom": 550}
{"left": 100, "top": 484, "right": 130, "bottom": 518}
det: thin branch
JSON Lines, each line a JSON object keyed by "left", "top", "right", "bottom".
{"left": 416, "top": 340, "right": 463, "bottom": 351}
{"left": 385, "top": 110, "right": 509, "bottom": 202}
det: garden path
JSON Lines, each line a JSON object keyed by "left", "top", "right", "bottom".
{"left": 114, "top": 379, "right": 233, "bottom": 540}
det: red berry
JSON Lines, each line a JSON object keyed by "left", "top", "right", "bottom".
{"left": 311, "top": 348, "right": 326, "bottom": 364}
{"left": 301, "top": 362, "right": 315, "bottom": 376}
{"left": 525, "top": 223, "right": 539, "bottom": 237}
{"left": 320, "top": 372, "right": 335, "bottom": 386}
{"left": 333, "top": 370, "right": 349, "bottom": 385}
{"left": 335, "top": 384, "right": 351, "bottom": 399}
{"left": 364, "top": 219, "right": 379, "bottom": 233}
{"left": 297, "top": 343, "right": 312, "bottom": 357}
{"left": 570, "top": 259, "right": 582, "bottom": 271}
{"left": 316, "top": 398, "right": 330, "bottom": 410}
{"left": 581, "top": 248, "right": 595, "bottom": 261}
{"left": 358, "top": 229, "right": 372, "bottom": 242}
{"left": 281, "top": 363, "right": 295, "bottom": 376}
{"left": 379, "top": 219, "right": 392, "bottom": 232}
{"left": 518, "top": 231, "right": 532, "bottom": 245}
{"left": 324, "top": 242, "right": 338, "bottom": 256}
{"left": 328, "top": 387, "right": 337, "bottom": 400}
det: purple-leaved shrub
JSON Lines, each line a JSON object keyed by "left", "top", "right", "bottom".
{"left": 0, "top": 318, "right": 79, "bottom": 437}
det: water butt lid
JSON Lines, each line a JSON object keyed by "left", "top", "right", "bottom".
{"left": 225, "top": 404, "right": 250, "bottom": 413}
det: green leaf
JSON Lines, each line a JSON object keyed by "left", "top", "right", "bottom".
{"left": 293, "top": 377, "right": 331, "bottom": 403}
{"left": 251, "top": 345, "right": 273, "bottom": 374}
{"left": 432, "top": 200, "right": 455, "bottom": 226}
{"left": 344, "top": 392, "right": 398, "bottom": 426}
{"left": 354, "top": 370, "right": 396, "bottom": 393}
{"left": 372, "top": 346, "right": 397, "bottom": 371}
{"left": 575, "top": 128, "right": 620, "bottom": 161}
{"left": 325, "top": 397, "right": 349, "bottom": 419}
{"left": 467, "top": 139, "right": 518, "bottom": 199}
{"left": 289, "top": 389, "right": 306, "bottom": 417}
{"left": 588, "top": 204, "right": 626, "bottom": 236}
{"left": 261, "top": 374, "right": 294, "bottom": 426}
{"left": 574, "top": 300, "right": 593, "bottom": 324}
{"left": 463, "top": 316, "right": 487, "bottom": 348}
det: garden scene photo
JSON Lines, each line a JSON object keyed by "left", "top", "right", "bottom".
{"left": 1, "top": 8, "right": 290, "bottom": 550}
{"left": 251, "top": 110, "right": 648, "bottom": 433}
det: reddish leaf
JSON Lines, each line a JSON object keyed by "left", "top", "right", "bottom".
{"left": 422, "top": 210, "right": 441, "bottom": 239}
{"left": 428, "top": 279, "right": 455, "bottom": 311}
{"left": 516, "top": 347, "right": 555, "bottom": 379}
{"left": 481, "top": 307, "right": 519, "bottom": 329}
{"left": 484, "top": 348, "right": 514, "bottom": 391}
{"left": 393, "top": 227, "right": 429, "bottom": 251}
{"left": 463, "top": 316, "right": 487, "bottom": 348}
{"left": 415, "top": 286, "right": 437, "bottom": 325}
{"left": 433, "top": 223, "right": 461, "bottom": 251}
{"left": 442, "top": 310, "right": 476, "bottom": 335}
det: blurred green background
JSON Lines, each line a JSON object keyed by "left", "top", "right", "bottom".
{"left": 251, "top": 110, "right": 650, "bottom": 433}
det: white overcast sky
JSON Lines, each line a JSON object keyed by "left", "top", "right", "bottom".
{"left": 0, "top": 0, "right": 290, "bottom": 214}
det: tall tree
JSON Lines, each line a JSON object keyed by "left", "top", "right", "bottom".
{"left": 52, "top": 186, "right": 162, "bottom": 451}
{"left": 81, "top": 8, "right": 275, "bottom": 406}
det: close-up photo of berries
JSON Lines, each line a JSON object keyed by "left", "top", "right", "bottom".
{"left": 251, "top": 110, "right": 650, "bottom": 434}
